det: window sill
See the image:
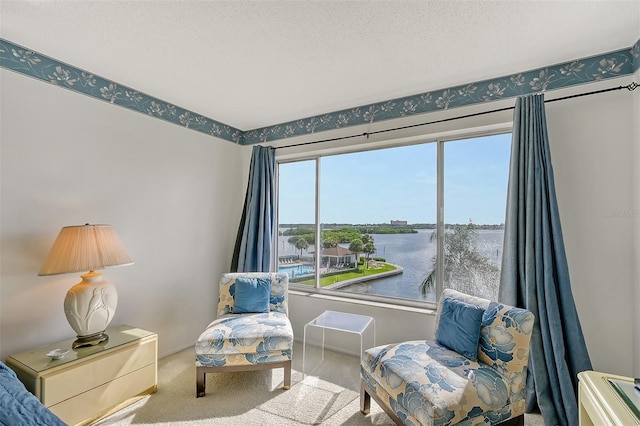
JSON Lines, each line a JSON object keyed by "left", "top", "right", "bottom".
{"left": 289, "top": 289, "right": 437, "bottom": 316}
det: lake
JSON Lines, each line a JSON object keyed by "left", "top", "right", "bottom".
{"left": 277, "top": 229, "right": 504, "bottom": 303}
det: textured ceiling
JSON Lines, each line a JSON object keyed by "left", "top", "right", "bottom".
{"left": 1, "top": 1, "right": 639, "bottom": 130}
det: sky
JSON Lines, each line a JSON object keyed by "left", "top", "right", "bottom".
{"left": 278, "top": 133, "right": 511, "bottom": 225}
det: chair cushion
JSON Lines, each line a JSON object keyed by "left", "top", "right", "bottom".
{"left": 477, "top": 302, "right": 534, "bottom": 376}
{"left": 195, "top": 312, "right": 293, "bottom": 367}
{"left": 217, "top": 273, "right": 289, "bottom": 316}
{"left": 232, "top": 276, "right": 271, "bottom": 313}
{"left": 361, "top": 340, "right": 514, "bottom": 425}
{"left": 436, "top": 297, "right": 485, "bottom": 360}
{"left": 434, "top": 290, "right": 535, "bottom": 387}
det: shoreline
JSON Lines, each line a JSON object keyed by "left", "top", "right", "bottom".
{"left": 324, "top": 264, "right": 404, "bottom": 289}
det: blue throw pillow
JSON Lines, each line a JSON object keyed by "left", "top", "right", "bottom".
{"left": 232, "top": 277, "right": 271, "bottom": 314}
{"left": 436, "top": 297, "right": 485, "bottom": 360}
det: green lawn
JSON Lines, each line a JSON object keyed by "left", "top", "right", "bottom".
{"left": 296, "top": 262, "right": 397, "bottom": 287}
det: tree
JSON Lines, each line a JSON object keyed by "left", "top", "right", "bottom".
{"left": 363, "top": 242, "right": 376, "bottom": 268}
{"left": 287, "top": 233, "right": 315, "bottom": 246}
{"left": 420, "top": 221, "right": 499, "bottom": 299}
{"left": 361, "top": 234, "right": 374, "bottom": 247}
{"left": 322, "top": 235, "right": 338, "bottom": 248}
{"left": 361, "top": 234, "right": 376, "bottom": 268}
{"left": 294, "top": 237, "right": 309, "bottom": 259}
{"left": 348, "top": 238, "right": 364, "bottom": 268}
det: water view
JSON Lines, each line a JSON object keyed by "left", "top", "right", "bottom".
{"left": 277, "top": 228, "right": 504, "bottom": 303}
{"left": 277, "top": 134, "right": 511, "bottom": 303}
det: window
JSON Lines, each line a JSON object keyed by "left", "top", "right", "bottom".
{"left": 277, "top": 132, "right": 511, "bottom": 305}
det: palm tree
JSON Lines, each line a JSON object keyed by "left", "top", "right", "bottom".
{"left": 362, "top": 235, "right": 376, "bottom": 268}
{"left": 348, "top": 238, "right": 364, "bottom": 269}
{"left": 294, "top": 237, "right": 309, "bottom": 260}
{"left": 420, "top": 221, "right": 499, "bottom": 298}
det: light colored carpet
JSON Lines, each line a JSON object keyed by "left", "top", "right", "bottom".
{"left": 95, "top": 342, "right": 545, "bottom": 425}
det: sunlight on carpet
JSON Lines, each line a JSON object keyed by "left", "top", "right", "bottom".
{"left": 95, "top": 342, "right": 386, "bottom": 425}
{"left": 95, "top": 342, "right": 544, "bottom": 425}
{"left": 258, "top": 379, "right": 356, "bottom": 424}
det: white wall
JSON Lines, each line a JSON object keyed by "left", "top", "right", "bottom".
{"left": 2, "top": 65, "right": 638, "bottom": 378}
{"left": 0, "top": 69, "right": 246, "bottom": 360}
{"left": 546, "top": 80, "right": 637, "bottom": 377}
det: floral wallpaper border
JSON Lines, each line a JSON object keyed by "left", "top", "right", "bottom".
{"left": 1, "top": 37, "right": 638, "bottom": 146}
{"left": 244, "top": 38, "right": 639, "bottom": 145}
{"left": 0, "top": 38, "right": 243, "bottom": 144}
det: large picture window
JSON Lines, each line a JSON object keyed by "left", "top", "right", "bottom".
{"left": 277, "top": 132, "right": 510, "bottom": 305}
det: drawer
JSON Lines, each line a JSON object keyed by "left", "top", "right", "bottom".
{"left": 41, "top": 336, "right": 156, "bottom": 407}
{"left": 48, "top": 362, "right": 157, "bottom": 426}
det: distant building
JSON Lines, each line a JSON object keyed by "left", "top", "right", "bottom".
{"left": 390, "top": 220, "right": 407, "bottom": 226}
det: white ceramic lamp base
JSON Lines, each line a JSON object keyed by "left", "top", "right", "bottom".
{"left": 64, "top": 271, "right": 118, "bottom": 348}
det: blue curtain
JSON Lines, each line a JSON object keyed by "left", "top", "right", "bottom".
{"left": 231, "top": 145, "right": 276, "bottom": 273}
{"left": 499, "top": 94, "right": 592, "bottom": 426}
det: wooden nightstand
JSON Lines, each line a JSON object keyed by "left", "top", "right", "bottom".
{"left": 5, "top": 325, "right": 157, "bottom": 426}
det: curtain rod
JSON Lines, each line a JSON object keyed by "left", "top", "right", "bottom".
{"left": 274, "top": 81, "right": 638, "bottom": 150}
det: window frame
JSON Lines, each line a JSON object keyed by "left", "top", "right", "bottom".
{"left": 274, "top": 122, "right": 512, "bottom": 309}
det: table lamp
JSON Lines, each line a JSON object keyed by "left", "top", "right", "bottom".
{"left": 38, "top": 224, "right": 133, "bottom": 348}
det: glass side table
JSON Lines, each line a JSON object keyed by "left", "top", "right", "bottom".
{"left": 302, "top": 310, "right": 375, "bottom": 377}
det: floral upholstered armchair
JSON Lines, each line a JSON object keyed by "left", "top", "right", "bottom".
{"left": 195, "top": 272, "right": 293, "bottom": 397}
{"left": 360, "top": 289, "right": 534, "bottom": 425}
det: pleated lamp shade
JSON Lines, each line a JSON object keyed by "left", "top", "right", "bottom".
{"left": 38, "top": 224, "right": 133, "bottom": 276}
{"left": 38, "top": 224, "right": 133, "bottom": 348}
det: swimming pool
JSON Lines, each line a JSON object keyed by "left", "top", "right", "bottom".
{"left": 278, "top": 264, "right": 315, "bottom": 277}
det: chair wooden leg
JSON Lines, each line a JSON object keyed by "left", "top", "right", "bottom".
{"left": 196, "top": 367, "right": 206, "bottom": 398}
{"left": 360, "top": 380, "right": 371, "bottom": 414}
{"left": 197, "top": 360, "right": 292, "bottom": 396}
{"left": 283, "top": 360, "right": 291, "bottom": 390}
{"left": 499, "top": 414, "right": 524, "bottom": 426}
{"left": 360, "top": 379, "right": 403, "bottom": 425}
